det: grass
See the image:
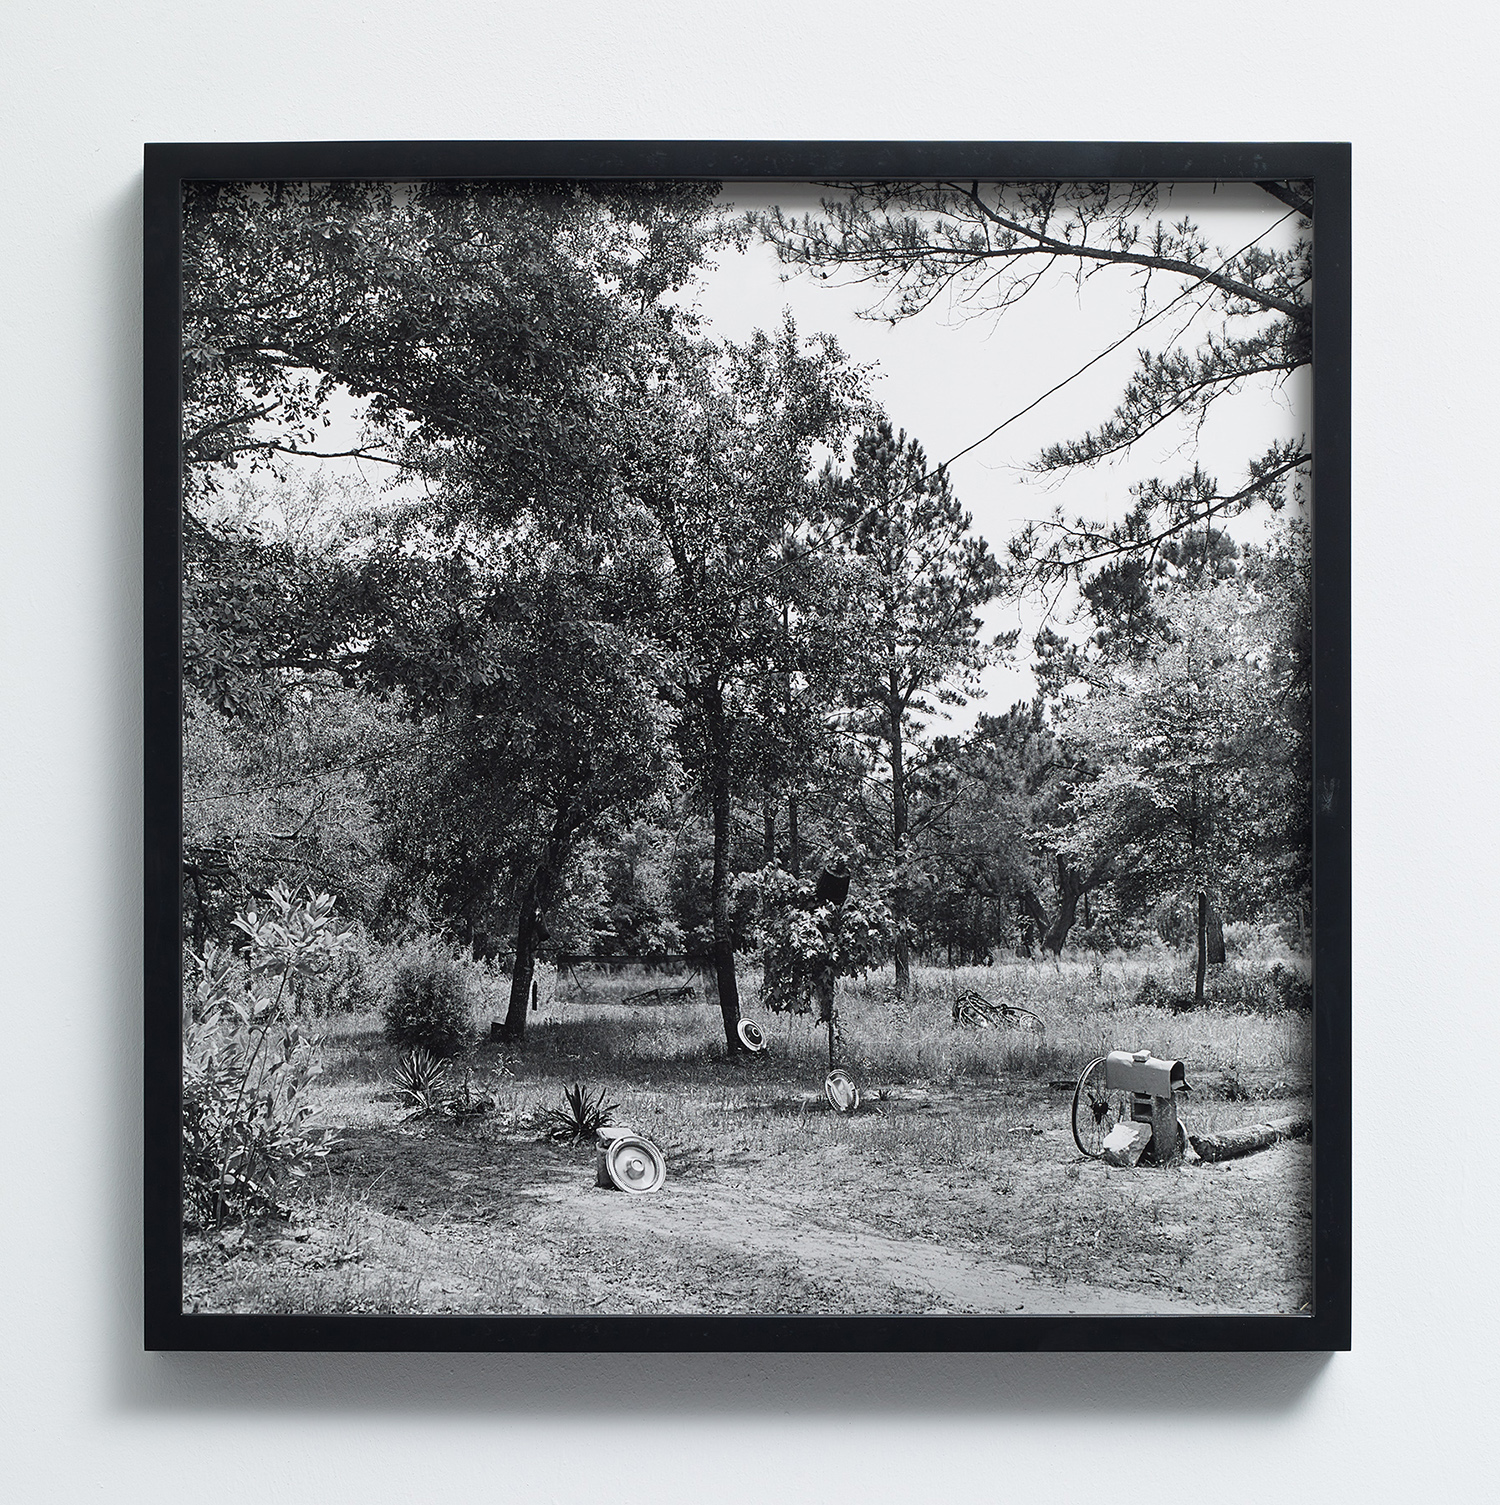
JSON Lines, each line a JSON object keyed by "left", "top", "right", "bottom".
{"left": 184, "top": 952, "right": 1314, "bottom": 1318}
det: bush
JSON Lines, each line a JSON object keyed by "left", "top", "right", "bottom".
{"left": 1133, "top": 962, "right": 1312, "bottom": 1017}
{"left": 1266, "top": 962, "right": 1313, "bottom": 1013}
{"left": 299, "top": 939, "right": 381, "bottom": 1015}
{"left": 389, "top": 1047, "right": 450, "bottom": 1113}
{"left": 1133, "top": 974, "right": 1196, "bottom": 1013}
{"left": 381, "top": 947, "right": 472, "bottom": 1056}
{"left": 751, "top": 867, "right": 893, "bottom": 1015}
{"left": 182, "top": 884, "right": 351, "bottom": 1229}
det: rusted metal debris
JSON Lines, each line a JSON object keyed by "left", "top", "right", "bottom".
{"left": 951, "top": 989, "right": 1045, "bottom": 1033}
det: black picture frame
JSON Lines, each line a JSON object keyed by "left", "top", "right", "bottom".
{"left": 144, "top": 140, "right": 1351, "bottom": 1353}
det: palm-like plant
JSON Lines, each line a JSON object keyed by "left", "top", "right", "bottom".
{"left": 390, "top": 1047, "right": 449, "bottom": 1114}
{"left": 540, "top": 1082, "right": 618, "bottom": 1142}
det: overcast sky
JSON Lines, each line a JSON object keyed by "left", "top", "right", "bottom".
{"left": 690, "top": 182, "right": 1312, "bottom": 719}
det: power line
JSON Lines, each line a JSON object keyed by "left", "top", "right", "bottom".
{"left": 748, "top": 206, "right": 1303, "bottom": 593}
{"left": 915, "top": 207, "right": 1301, "bottom": 482}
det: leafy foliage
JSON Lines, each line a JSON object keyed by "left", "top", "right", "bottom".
{"left": 1060, "top": 524, "right": 1311, "bottom": 940}
{"left": 177, "top": 182, "right": 1314, "bottom": 1036}
{"left": 749, "top": 180, "right": 1313, "bottom": 590}
{"left": 753, "top": 867, "right": 893, "bottom": 1013}
{"left": 380, "top": 947, "right": 472, "bottom": 1057}
{"left": 181, "top": 885, "right": 352, "bottom": 1228}
{"left": 818, "top": 419, "right": 1004, "bottom": 991}
{"left": 623, "top": 316, "right": 871, "bottom": 1044}
{"left": 1134, "top": 963, "right": 1310, "bottom": 1016}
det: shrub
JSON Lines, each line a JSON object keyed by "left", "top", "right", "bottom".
{"left": 389, "top": 1047, "right": 449, "bottom": 1113}
{"left": 541, "top": 1082, "right": 618, "bottom": 1143}
{"left": 300, "top": 940, "right": 381, "bottom": 1015}
{"left": 1134, "top": 974, "right": 1196, "bottom": 1013}
{"left": 1134, "top": 962, "right": 1312, "bottom": 1016}
{"left": 751, "top": 867, "right": 893, "bottom": 1014}
{"left": 182, "top": 885, "right": 351, "bottom": 1228}
{"left": 1267, "top": 962, "right": 1313, "bottom": 1013}
{"left": 381, "top": 947, "right": 472, "bottom": 1056}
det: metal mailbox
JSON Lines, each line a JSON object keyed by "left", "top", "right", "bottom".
{"left": 1073, "top": 1049, "right": 1191, "bottom": 1165}
{"left": 1119, "top": 1049, "right": 1187, "bottom": 1165}
{"left": 1104, "top": 1050, "right": 1190, "bottom": 1097}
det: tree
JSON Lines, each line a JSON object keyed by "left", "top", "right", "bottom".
{"left": 920, "top": 701, "right": 1105, "bottom": 957}
{"left": 181, "top": 180, "right": 717, "bottom": 492}
{"left": 820, "top": 420, "right": 1002, "bottom": 993}
{"left": 625, "top": 319, "right": 866, "bottom": 1052}
{"left": 1059, "top": 539, "right": 1310, "bottom": 996}
{"left": 750, "top": 181, "right": 1312, "bottom": 587}
{"left": 180, "top": 180, "right": 721, "bottom": 988}
{"left": 180, "top": 180, "right": 718, "bottom": 710}
{"left": 182, "top": 678, "right": 401, "bottom": 951}
{"left": 358, "top": 525, "right": 671, "bottom": 1039}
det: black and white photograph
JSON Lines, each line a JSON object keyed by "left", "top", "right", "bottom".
{"left": 163, "top": 159, "right": 1332, "bottom": 1327}
{"left": 23, "top": 0, "right": 1500, "bottom": 1488}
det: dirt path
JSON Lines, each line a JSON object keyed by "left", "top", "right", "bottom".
{"left": 522, "top": 1170, "right": 1214, "bottom": 1315}
{"left": 184, "top": 1082, "right": 1312, "bottom": 1317}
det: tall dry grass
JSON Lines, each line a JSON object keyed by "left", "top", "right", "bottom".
{"left": 308, "top": 951, "right": 1311, "bottom": 1149}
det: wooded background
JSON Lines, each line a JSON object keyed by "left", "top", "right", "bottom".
{"left": 180, "top": 176, "right": 1313, "bottom": 1053}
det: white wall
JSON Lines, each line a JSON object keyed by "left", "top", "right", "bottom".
{"left": 2, "top": 4, "right": 1492, "bottom": 1500}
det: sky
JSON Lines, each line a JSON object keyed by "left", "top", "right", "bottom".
{"left": 684, "top": 182, "right": 1312, "bottom": 722}
{"left": 228, "top": 180, "right": 1311, "bottom": 734}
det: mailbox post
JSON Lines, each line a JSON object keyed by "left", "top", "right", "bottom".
{"left": 1073, "top": 1049, "right": 1190, "bottom": 1165}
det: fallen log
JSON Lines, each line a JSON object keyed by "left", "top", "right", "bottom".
{"left": 1189, "top": 1116, "right": 1311, "bottom": 1164}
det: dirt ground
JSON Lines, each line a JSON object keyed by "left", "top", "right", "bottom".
{"left": 184, "top": 1036, "right": 1313, "bottom": 1317}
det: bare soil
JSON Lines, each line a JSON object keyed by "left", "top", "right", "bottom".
{"left": 184, "top": 1025, "right": 1313, "bottom": 1317}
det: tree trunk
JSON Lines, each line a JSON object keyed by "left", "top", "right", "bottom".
{"left": 1189, "top": 1116, "right": 1310, "bottom": 1163}
{"left": 781, "top": 602, "right": 801, "bottom": 881}
{"left": 1015, "top": 903, "right": 1035, "bottom": 958}
{"left": 502, "top": 812, "right": 571, "bottom": 1041}
{"left": 704, "top": 687, "right": 741, "bottom": 1054}
{"left": 1195, "top": 891, "right": 1209, "bottom": 1004}
{"left": 186, "top": 866, "right": 206, "bottom": 955}
{"left": 503, "top": 884, "right": 544, "bottom": 1039}
{"left": 1037, "top": 856, "right": 1088, "bottom": 954}
{"left": 763, "top": 801, "right": 776, "bottom": 866}
{"left": 889, "top": 673, "right": 911, "bottom": 998}
{"left": 1207, "top": 906, "right": 1226, "bottom": 964}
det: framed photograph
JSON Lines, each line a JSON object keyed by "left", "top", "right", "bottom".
{"left": 145, "top": 141, "right": 1350, "bottom": 1351}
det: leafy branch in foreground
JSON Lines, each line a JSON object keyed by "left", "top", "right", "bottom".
{"left": 182, "top": 884, "right": 353, "bottom": 1229}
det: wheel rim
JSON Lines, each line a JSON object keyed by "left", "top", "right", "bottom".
{"left": 1071, "top": 1056, "right": 1130, "bottom": 1158}
{"left": 824, "top": 1069, "right": 859, "bottom": 1114}
{"left": 606, "top": 1136, "right": 666, "bottom": 1193}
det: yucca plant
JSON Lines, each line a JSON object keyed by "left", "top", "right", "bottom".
{"left": 390, "top": 1047, "right": 449, "bottom": 1114}
{"left": 540, "top": 1082, "right": 618, "bottom": 1143}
